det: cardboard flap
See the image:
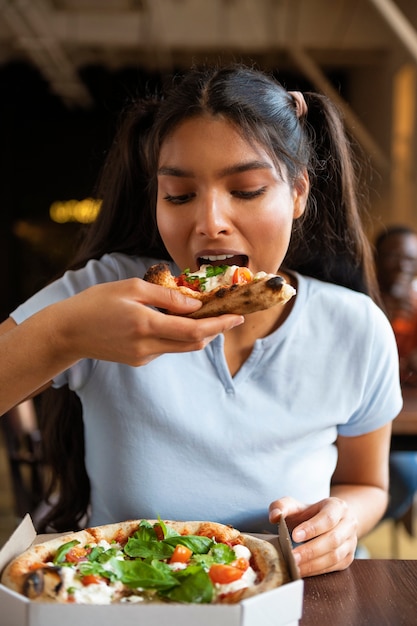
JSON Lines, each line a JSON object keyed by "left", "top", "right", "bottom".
{"left": 0, "top": 514, "right": 36, "bottom": 573}
{"left": 278, "top": 518, "right": 300, "bottom": 581}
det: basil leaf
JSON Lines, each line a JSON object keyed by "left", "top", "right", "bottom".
{"left": 53, "top": 540, "right": 80, "bottom": 564}
{"left": 194, "top": 542, "right": 236, "bottom": 568}
{"left": 78, "top": 560, "right": 117, "bottom": 582}
{"left": 161, "top": 565, "right": 214, "bottom": 604}
{"left": 88, "top": 545, "right": 121, "bottom": 563}
{"left": 205, "top": 265, "right": 228, "bottom": 278}
{"left": 133, "top": 520, "right": 158, "bottom": 542}
{"left": 124, "top": 537, "right": 174, "bottom": 560}
{"left": 163, "top": 535, "right": 213, "bottom": 554}
{"left": 210, "top": 543, "right": 236, "bottom": 563}
{"left": 109, "top": 557, "right": 178, "bottom": 590}
{"left": 157, "top": 518, "right": 180, "bottom": 539}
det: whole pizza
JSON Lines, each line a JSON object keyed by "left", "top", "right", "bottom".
{"left": 1, "top": 519, "right": 288, "bottom": 605}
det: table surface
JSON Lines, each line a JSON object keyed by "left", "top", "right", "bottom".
{"left": 300, "top": 559, "right": 417, "bottom": 626}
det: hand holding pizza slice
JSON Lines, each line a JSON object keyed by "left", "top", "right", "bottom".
{"left": 143, "top": 263, "right": 296, "bottom": 319}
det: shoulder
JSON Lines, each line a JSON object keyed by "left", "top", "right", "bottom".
{"left": 68, "top": 253, "right": 173, "bottom": 283}
{"left": 297, "top": 274, "right": 387, "bottom": 322}
{"left": 293, "top": 273, "right": 396, "bottom": 355}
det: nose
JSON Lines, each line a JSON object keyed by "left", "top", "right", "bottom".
{"left": 195, "top": 191, "right": 232, "bottom": 238}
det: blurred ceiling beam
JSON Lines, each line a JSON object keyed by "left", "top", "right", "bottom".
{"left": 368, "top": 0, "right": 417, "bottom": 65}
{"left": 0, "top": 0, "right": 93, "bottom": 107}
{"left": 0, "top": 0, "right": 411, "bottom": 118}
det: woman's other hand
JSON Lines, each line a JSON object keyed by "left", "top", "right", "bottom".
{"left": 269, "top": 496, "right": 358, "bottom": 577}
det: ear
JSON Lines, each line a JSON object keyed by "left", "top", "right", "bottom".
{"left": 292, "top": 169, "right": 309, "bottom": 219}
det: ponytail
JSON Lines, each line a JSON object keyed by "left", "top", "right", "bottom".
{"left": 284, "top": 92, "right": 379, "bottom": 303}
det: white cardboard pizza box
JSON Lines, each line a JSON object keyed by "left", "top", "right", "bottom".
{"left": 0, "top": 515, "right": 303, "bottom": 626}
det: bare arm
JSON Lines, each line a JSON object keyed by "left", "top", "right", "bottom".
{"left": 330, "top": 423, "right": 391, "bottom": 536}
{"left": 269, "top": 422, "right": 392, "bottom": 577}
{"left": 0, "top": 278, "right": 244, "bottom": 416}
{"left": 0, "top": 316, "right": 55, "bottom": 409}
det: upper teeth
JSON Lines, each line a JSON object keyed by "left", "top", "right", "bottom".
{"left": 203, "top": 254, "right": 235, "bottom": 261}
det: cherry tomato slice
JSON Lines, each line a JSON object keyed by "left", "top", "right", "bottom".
{"left": 232, "top": 267, "right": 253, "bottom": 284}
{"left": 81, "top": 574, "right": 107, "bottom": 586}
{"left": 170, "top": 544, "right": 193, "bottom": 564}
{"left": 209, "top": 563, "right": 245, "bottom": 584}
{"left": 65, "top": 546, "right": 90, "bottom": 563}
{"left": 232, "top": 557, "right": 250, "bottom": 572}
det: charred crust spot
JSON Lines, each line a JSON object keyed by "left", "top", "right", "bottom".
{"left": 213, "top": 284, "right": 241, "bottom": 299}
{"left": 266, "top": 276, "right": 284, "bottom": 291}
{"left": 214, "top": 288, "right": 228, "bottom": 299}
{"left": 23, "top": 571, "right": 44, "bottom": 598}
{"left": 143, "top": 262, "right": 170, "bottom": 282}
{"left": 23, "top": 566, "right": 63, "bottom": 599}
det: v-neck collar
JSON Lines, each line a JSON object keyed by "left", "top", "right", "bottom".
{"left": 204, "top": 272, "right": 307, "bottom": 391}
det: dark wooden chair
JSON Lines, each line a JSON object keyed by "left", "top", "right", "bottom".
{"left": 0, "top": 399, "right": 45, "bottom": 522}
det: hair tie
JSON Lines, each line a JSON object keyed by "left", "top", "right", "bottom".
{"left": 289, "top": 91, "right": 308, "bottom": 118}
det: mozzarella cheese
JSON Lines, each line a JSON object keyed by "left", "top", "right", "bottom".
{"left": 191, "top": 265, "right": 274, "bottom": 292}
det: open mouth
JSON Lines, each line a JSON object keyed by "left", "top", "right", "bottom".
{"left": 197, "top": 254, "right": 248, "bottom": 268}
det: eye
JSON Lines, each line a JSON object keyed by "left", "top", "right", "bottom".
{"left": 231, "top": 187, "right": 267, "bottom": 200}
{"left": 163, "top": 193, "right": 195, "bottom": 205}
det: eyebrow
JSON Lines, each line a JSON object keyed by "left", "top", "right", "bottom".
{"left": 157, "top": 160, "right": 273, "bottom": 178}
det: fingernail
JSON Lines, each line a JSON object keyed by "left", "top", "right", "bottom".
{"left": 293, "top": 528, "right": 306, "bottom": 542}
{"left": 293, "top": 552, "right": 301, "bottom": 565}
{"left": 269, "top": 508, "right": 282, "bottom": 522}
{"left": 231, "top": 316, "right": 245, "bottom": 328}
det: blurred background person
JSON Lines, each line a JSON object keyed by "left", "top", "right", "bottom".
{"left": 375, "top": 225, "right": 417, "bottom": 532}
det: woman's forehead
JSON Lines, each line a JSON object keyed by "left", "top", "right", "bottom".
{"left": 158, "top": 114, "right": 286, "bottom": 173}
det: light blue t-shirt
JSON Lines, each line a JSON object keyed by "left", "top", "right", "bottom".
{"left": 11, "top": 253, "right": 403, "bottom": 532}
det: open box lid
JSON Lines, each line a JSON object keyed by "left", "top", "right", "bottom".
{"left": 0, "top": 514, "right": 37, "bottom": 572}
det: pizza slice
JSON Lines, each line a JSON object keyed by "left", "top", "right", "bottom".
{"left": 143, "top": 263, "right": 296, "bottom": 318}
{"left": 1, "top": 519, "right": 288, "bottom": 605}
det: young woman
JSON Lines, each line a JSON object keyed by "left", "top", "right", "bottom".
{"left": 0, "top": 65, "right": 401, "bottom": 577}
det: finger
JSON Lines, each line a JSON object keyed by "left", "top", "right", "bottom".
{"left": 138, "top": 280, "right": 204, "bottom": 313}
{"left": 293, "top": 531, "right": 356, "bottom": 577}
{"left": 132, "top": 335, "right": 219, "bottom": 366}
{"left": 124, "top": 311, "right": 244, "bottom": 366}
{"left": 291, "top": 498, "right": 348, "bottom": 544}
{"left": 146, "top": 308, "right": 245, "bottom": 344}
{"left": 269, "top": 496, "right": 306, "bottom": 523}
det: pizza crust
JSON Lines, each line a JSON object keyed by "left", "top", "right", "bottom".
{"left": 143, "top": 263, "right": 296, "bottom": 318}
{"left": 1, "top": 529, "right": 96, "bottom": 594}
{"left": 1, "top": 519, "right": 288, "bottom": 603}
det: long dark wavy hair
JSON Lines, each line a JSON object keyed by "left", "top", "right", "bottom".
{"left": 38, "top": 64, "right": 379, "bottom": 532}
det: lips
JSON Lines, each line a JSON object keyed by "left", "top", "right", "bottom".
{"left": 197, "top": 254, "right": 248, "bottom": 268}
